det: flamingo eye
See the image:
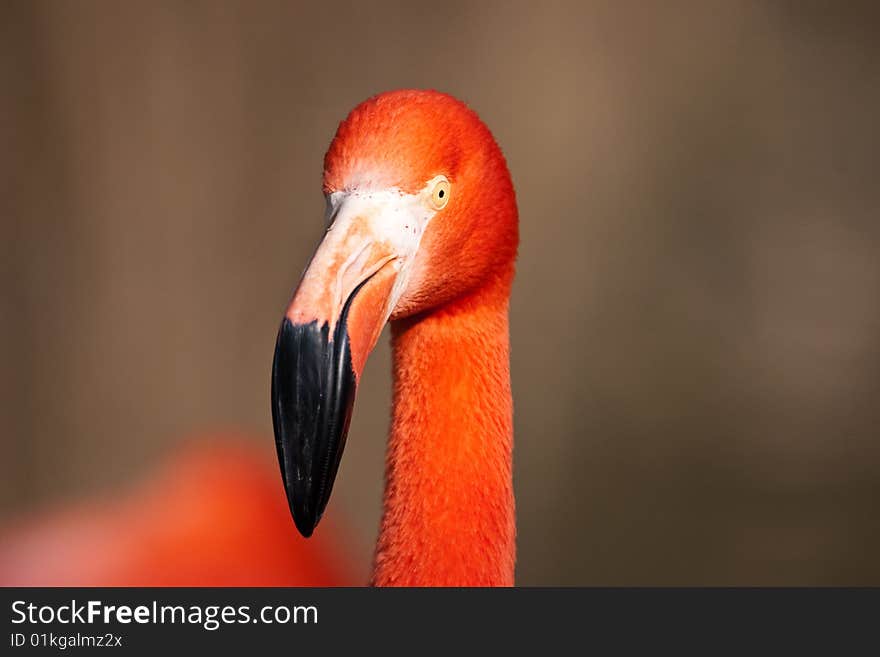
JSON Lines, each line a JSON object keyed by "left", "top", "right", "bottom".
{"left": 429, "top": 178, "right": 451, "bottom": 210}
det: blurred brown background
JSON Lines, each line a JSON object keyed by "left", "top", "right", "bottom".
{"left": 2, "top": 1, "right": 879, "bottom": 584}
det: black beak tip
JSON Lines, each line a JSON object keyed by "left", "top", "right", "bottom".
{"left": 292, "top": 507, "right": 317, "bottom": 538}
{"left": 271, "top": 312, "right": 357, "bottom": 541}
{"left": 282, "top": 476, "right": 318, "bottom": 538}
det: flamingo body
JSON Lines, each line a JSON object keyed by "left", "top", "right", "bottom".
{"left": 0, "top": 438, "right": 355, "bottom": 586}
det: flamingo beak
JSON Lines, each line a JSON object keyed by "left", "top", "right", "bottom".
{"left": 271, "top": 193, "right": 424, "bottom": 537}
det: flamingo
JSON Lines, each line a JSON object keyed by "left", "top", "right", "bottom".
{"left": 0, "top": 437, "right": 356, "bottom": 586}
{"left": 272, "top": 89, "right": 518, "bottom": 586}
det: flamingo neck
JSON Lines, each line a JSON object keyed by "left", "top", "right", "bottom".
{"left": 371, "top": 272, "right": 516, "bottom": 586}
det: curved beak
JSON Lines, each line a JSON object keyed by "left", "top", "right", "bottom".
{"left": 271, "top": 194, "right": 417, "bottom": 537}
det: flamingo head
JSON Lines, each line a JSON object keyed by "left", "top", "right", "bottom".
{"left": 271, "top": 89, "right": 518, "bottom": 537}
